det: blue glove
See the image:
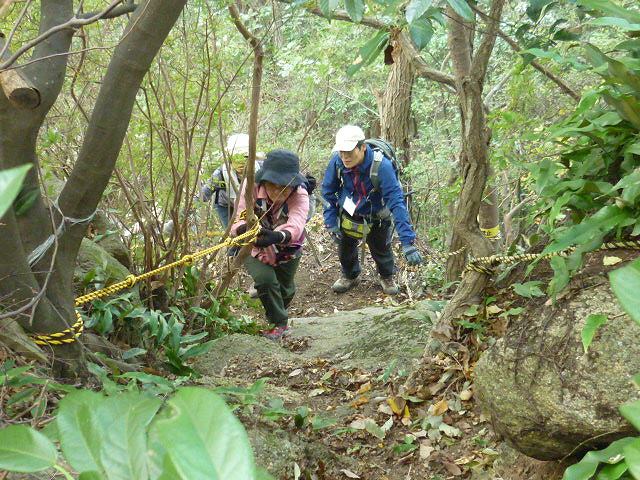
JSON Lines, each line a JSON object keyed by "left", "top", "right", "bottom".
{"left": 402, "top": 244, "right": 423, "bottom": 266}
{"left": 327, "top": 225, "right": 342, "bottom": 244}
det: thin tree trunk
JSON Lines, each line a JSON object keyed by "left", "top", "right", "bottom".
{"left": 405, "top": 0, "right": 506, "bottom": 396}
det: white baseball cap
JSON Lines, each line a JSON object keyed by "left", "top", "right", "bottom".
{"left": 226, "top": 133, "right": 250, "bottom": 156}
{"left": 333, "top": 125, "right": 365, "bottom": 152}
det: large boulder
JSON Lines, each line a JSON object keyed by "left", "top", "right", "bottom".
{"left": 89, "top": 211, "right": 132, "bottom": 269}
{"left": 75, "top": 238, "right": 139, "bottom": 304}
{"left": 475, "top": 271, "right": 640, "bottom": 460}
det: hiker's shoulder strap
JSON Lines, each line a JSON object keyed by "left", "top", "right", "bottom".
{"left": 369, "top": 149, "right": 384, "bottom": 191}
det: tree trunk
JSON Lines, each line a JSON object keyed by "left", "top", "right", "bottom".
{"left": 405, "top": 0, "right": 506, "bottom": 396}
{"left": 0, "top": 0, "right": 187, "bottom": 374}
{"left": 379, "top": 30, "right": 415, "bottom": 168}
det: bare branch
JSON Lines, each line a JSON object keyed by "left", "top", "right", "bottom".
{"left": 469, "top": 3, "right": 580, "bottom": 102}
{"left": 0, "top": 0, "right": 128, "bottom": 72}
{"left": 398, "top": 32, "right": 456, "bottom": 90}
{"left": 78, "top": 2, "right": 137, "bottom": 20}
{"left": 498, "top": 30, "right": 580, "bottom": 102}
{"left": 278, "top": 0, "right": 387, "bottom": 29}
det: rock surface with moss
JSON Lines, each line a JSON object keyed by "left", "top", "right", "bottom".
{"left": 475, "top": 271, "right": 640, "bottom": 460}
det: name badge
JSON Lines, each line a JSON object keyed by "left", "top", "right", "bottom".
{"left": 343, "top": 196, "right": 357, "bottom": 216}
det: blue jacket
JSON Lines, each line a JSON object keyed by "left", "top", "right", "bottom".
{"left": 321, "top": 145, "right": 416, "bottom": 246}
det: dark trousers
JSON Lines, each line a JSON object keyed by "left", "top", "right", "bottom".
{"left": 339, "top": 219, "right": 395, "bottom": 279}
{"left": 244, "top": 255, "right": 301, "bottom": 327}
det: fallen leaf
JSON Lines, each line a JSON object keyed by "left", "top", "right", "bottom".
{"left": 443, "top": 461, "right": 462, "bottom": 476}
{"left": 378, "top": 403, "right": 393, "bottom": 415}
{"left": 439, "top": 423, "right": 462, "bottom": 438}
{"left": 419, "top": 443, "right": 434, "bottom": 460}
{"left": 340, "top": 469, "right": 360, "bottom": 479}
{"left": 309, "top": 388, "right": 326, "bottom": 397}
{"left": 486, "top": 305, "right": 502, "bottom": 315}
{"left": 365, "top": 418, "right": 386, "bottom": 439}
{"left": 350, "top": 396, "right": 369, "bottom": 408}
{"left": 432, "top": 399, "right": 448, "bottom": 416}
{"left": 349, "top": 418, "right": 367, "bottom": 430}
{"left": 357, "top": 381, "right": 372, "bottom": 395}
{"left": 387, "top": 396, "right": 406, "bottom": 415}
{"left": 289, "top": 368, "right": 303, "bottom": 377}
{"left": 381, "top": 416, "right": 393, "bottom": 432}
{"left": 459, "top": 389, "right": 473, "bottom": 401}
{"left": 603, "top": 256, "right": 622, "bottom": 266}
{"left": 454, "top": 455, "right": 474, "bottom": 465}
{"left": 294, "top": 462, "right": 301, "bottom": 480}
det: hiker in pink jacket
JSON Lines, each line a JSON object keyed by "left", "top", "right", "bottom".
{"left": 231, "top": 149, "right": 309, "bottom": 339}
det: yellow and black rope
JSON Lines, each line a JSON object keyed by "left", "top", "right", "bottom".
{"left": 29, "top": 222, "right": 260, "bottom": 347}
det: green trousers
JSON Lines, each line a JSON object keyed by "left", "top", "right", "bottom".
{"left": 244, "top": 255, "right": 301, "bottom": 327}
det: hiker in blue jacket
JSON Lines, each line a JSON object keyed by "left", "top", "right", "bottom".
{"left": 322, "top": 125, "right": 423, "bottom": 295}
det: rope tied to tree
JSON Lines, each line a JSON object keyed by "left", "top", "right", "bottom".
{"left": 27, "top": 199, "right": 97, "bottom": 267}
{"left": 28, "top": 222, "right": 261, "bottom": 347}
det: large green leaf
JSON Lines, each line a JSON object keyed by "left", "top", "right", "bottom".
{"left": 409, "top": 18, "right": 434, "bottom": 50}
{"left": 57, "top": 390, "right": 105, "bottom": 475}
{"left": 589, "top": 16, "right": 640, "bottom": 31}
{"left": 0, "top": 164, "right": 31, "bottom": 219}
{"left": 622, "top": 437, "right": 640, "bottom": 479}
{"left": 581, "top": 313, "right": 607, "bottom": 353}
{"left": 98, "top": 393, "right": 162, "bottom": 480}
{"left": 526, "top": 0, "right": 555, "bottom": 21}
{"left": 563, "top": 437, "right": 636, "bottom": 480}
{"left": 446, "top": 0, "right": 473, "bottom": 20}
{"left": 544, "top": 205, "right": 629, "bottom": 253}
{"left": 620, "top": 400, "right": 640, "bottom": 430}
{"left": 596, "top": 461, "right": 628, "bottom": 479}
{"left": 346, "top": 31, "right": 389, "bottom": 76}
{"left": 405, "top": 0, "right": 433, "bottom": 24}
{"left": 609, "top": 258, "right": 640, "bottom": 325}
{"left": 318, "top": 0, "right": 339, "bottom": 17}
{"left": 576, "top": 0, "right": 640, "bottom": 24}
{"left": 344, "top": 0, "right": 365, "bottom": 22}
{"left": 149, "top": 388, "right": 256, "bottom": 480}
{"left": 0, "top": 424, "right": 57, "bottom": 473}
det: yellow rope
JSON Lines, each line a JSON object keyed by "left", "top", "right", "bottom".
{"left": 29, "top": 223, "right": 261, "bottom": 346}
{"left": 463, "top": 240, "right": 640, "bottom": 275}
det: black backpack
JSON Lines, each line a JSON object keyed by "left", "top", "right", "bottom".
{"left": 335, "top": 138, "right": 402, "bottom": 192}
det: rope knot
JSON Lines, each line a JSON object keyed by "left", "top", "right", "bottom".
{"left": 125, "top": 274, "right": 137, "bottom": 288}
{"left": 181, "top": 254, "right": 195, "bottom": 266}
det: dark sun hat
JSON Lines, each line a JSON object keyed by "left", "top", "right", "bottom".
{"left": 255, "top": 149, "right": 306, "bottom": 187}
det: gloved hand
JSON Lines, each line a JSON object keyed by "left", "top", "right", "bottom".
{"left": 327, "top": 225, "right": 342, "bottom": 244}
{"left": 200, "top": 185, "right": 213, "bottom": 202}
{"left": 402, "top": 244, "right": 423, "bottom": 266}
{"left": 255, "top": 228, "right": 289, "bottom": 248}
{"left": 235, "top": 223, "right": 248, "bottom": 236}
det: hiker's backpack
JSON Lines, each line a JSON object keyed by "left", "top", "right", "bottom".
{"left": 365, "top": 138, "right": 402, "bottom": 191}
{"left": 336, "top": 138, "right": 402, "bottom": 192}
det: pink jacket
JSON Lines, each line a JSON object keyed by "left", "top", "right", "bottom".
{"left": 231, "top": 181, "right": 309, "bottom": 266}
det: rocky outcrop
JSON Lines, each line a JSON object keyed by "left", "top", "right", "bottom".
{"left": 90, "top": 211, "right": 132, "bottom": 269}
{"left": 74, "top": 237, "right": 139, "bottom": 304}
{"left": 475, "top": 272, "right": 640, "bottom": 460}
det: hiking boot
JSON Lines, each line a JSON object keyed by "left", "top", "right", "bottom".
{"left": 248, "top": 285, "right": 258, "bottom": 298}
{"left": 332, "top": 276, "right": 359, "bottom": 293}
{"left": 380, "top": 276, "right": 399, "bottom": 295}
{"left": 261, "top": 325, "right": 291, "bottom": 340}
